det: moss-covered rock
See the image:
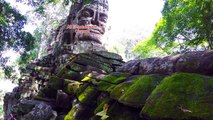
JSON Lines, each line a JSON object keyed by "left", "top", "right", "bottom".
{"left": 97, "top": 81, "right": 116, "bottom": 93}
{"left": 96, "top": 72, "right": 131, "bottom": 93}
{"left": 56, "top": 65, "right": 81, "bottom": 80}
{"left": 39, "top": 76, "right": 64, "bottom": 98}
{"left": 110, "top": 74, "right": 165, "bottom": 108}
{"left": 48, "top": 76, "right": 64, "bottom": 89}
{"left": 94, "top": 97, "right": 112, "bottom": 114}
{"left": 100, "top": 72, "right": 130, "bottom": 84}
{"left": 68, "top": 63, "right": 87, "bottom": 72}
{"left": 74, "top": 54, "right": 114, "bottom": 73}
{"left": 64, "top": 99, "right": 94, "bottom": 120}
{"left": 141, "top": 73, "right": 213, "bottom": 120}
{"left": 75, "top": 83, "right": 89, "bottom": 97}
{"left": 77, "top": 86, "right": 99, "bottom": 105}
{"left": 61, "top": 70, "right": 80, "bottom": 80}
{"left": 92, "top": 101, "right": 142, "bottom": 120}
{"left": 93, "top": 51, "right": 123, "bottom": 61}
{"left": 80, "top": 72, "right": 99, "bottom": 84}
{"left": 106, "top": 102, "right": 142, "bottom": 120}
{"left": 64, "top": 81, "right": 82, "bottom": 94}
{"left": 110, "top": 81, "right": 133, "bottom": 100}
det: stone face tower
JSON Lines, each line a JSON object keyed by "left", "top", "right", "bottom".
{"left": 48, "top": 0, "right": 109, "bottom": 54}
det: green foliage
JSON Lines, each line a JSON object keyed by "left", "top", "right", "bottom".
{"left": 96, "top": 104, "right": 109, "bottom": 120}
{"left": 0, "top": 0, "right": 36, "bottom": 78}
{"left": 18, "top": 0, "right": 76, "bottom": 8}
{"left": 134, "top": 21, "right": 168, "bottom": 58}
{"left": 83, "top": 0, "right": 92, "bottom": 5}
{"left": 4, "top": 66, "right": 15, "bottom": 79}
{"left": 0, "top": 0, "right": 35, "bottom": 52}
{"left": 17, "top": 29, "right": 41, "bottom": 68}
{"left": 0, "top": 16, "right": 7, "bottom": 27}
{"left": 17, "top": 49, "right": 38, "bottom": 68}
{"left": 35, "top": 6, "right": 45, "bottom": 14}
{"left": 134, "top": 0, "right": 213, "bottom": 57}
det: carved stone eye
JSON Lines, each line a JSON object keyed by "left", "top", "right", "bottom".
{"left": 99, "top": 14, "right": 107, "bottom": 23}
{"left": 81, "top": 11, "right": 91, "bottom": 17}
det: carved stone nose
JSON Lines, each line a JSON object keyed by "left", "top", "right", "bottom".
{"left": 78, "top": 17, "right": 91, "bottom": 25}
{"left": 91, "top": 12, "right": 100, "bottom": 26}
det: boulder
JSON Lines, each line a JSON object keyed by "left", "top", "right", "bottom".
{"left": 141, "top": 73, "right": 213, "bottom": 120}
{"left": 56, "top": 90, "right": 72, "bottom": 109}
{"left": 118, "top": 51, "right": 213, "bottom": 76}
{"left": 22, "top": 103, "right": 56, "bottom": 120}
{"left": 77, "top": 86, "right": 99, "bottom": 105}
{"left": 40, "top": 76, "right": 64, "bottom": 98}
{"left": 64, "top": 99, "right": 95, "bottom": 120}
{"left": 110, "top": 74, "right": 165, "bottom": 108}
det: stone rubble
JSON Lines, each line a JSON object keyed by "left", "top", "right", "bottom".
{"left": 3, "top": 50, "right": 213, "bottom": 120}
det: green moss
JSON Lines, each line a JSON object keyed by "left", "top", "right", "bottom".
{"left": 64, "top": 81, "right": 82, "bottom": 94}
{"left": 77, "top": 86, "right": 99, "bottom": 104}
{"left": 97, "top": 81, "right": 116, "bottom": 93}
{"left": 75, "top": 83, "right": 89, "bottom": 97}
{"left": 69, "top": 63, "right": 86, "bottom": 72}
{"left": 61, "top": 70, "right": 79, "bottom": 80}
{"left": 106, "top": 102, "right": 142, "bottom": 120}
{"left": 94, "top": 98, "right": 111, "bottom": 114}
{"left": 141, "top": 73, "right": 213, "bottom": 120}
{"left": 119, "top": 75, "right": 165, "bottom": 108}
{"left": 80, "top": 74, "right": 99, "bottom": 85}
{"left": 64, "top": 79, "right": 78, "bottom": 85}
{"left": 97, "top": 72, "right": 131, "bottom": 93}
{"left": 64, "top": 106, "right": 76, "bottom": 120}
{"left": 82, "top": 76, "right": 91, "bottom": 82}
{"left": 39, "top": 76, "right": 64, "bottom": 98}
{"left": 110, "top": 81, "right": 133, "bottom": 100}
{"left": 48, "top": 76, "right": 64, "bottom": 89}
{"left": 64, "top": 101, "right": 95, "bottom": 120}
{"left": 101, "top": 72, "right": 130, "bottom": 84}
{"left": 75, "top": 54, "right": 113, "bottom": 73}
{"left": 56, "top": 65, "right": 69, "bottom": 77}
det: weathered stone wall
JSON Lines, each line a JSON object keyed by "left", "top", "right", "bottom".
{"left": 3, "top": 50, "right": 213, "bottom": 120}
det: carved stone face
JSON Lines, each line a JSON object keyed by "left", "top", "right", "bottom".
{"left": 75, "top": 1, "right": 108, "bottom": 44}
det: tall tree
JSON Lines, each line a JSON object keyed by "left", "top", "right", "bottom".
{"left": 134, "top": 0, "right": 213, "bottom": 57}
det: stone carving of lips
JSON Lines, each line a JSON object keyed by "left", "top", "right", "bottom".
{"left": 90, "top": 27, "right": 104, "bottom": 34}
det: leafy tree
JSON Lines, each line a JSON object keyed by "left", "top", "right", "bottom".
{"left": 134, "top": 0, "right": 213, "bottom": 57}
{"left": 0, "top": 0, "right": 35, "bottom": 52}
{"left": 0, "top": 0, "right": 36, "bottom": 78}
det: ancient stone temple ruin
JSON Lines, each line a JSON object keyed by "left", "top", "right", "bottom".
{"left": 3, "top": 0, "right": 213, "bottom": 120}
{"left": 47, "top": 0, "right": 109, "bottom": 55}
